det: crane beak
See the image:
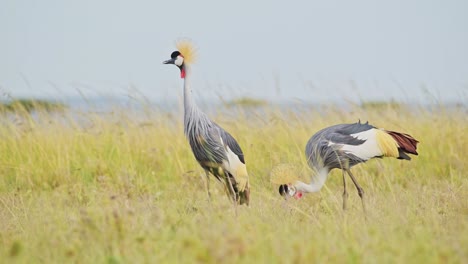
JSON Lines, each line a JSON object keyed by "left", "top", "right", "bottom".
{"left": 163, "top": 58, "right": 175, "bottom": 65}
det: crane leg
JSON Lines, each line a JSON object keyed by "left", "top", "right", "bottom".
{"left": 203, "top": 170, "right": 211, "bottom": 200}
{"left": 346, "top": 169, "right": 367, "bottom": 214}
{"left": 342, "top": 170, "right": 349, "bottom": 210}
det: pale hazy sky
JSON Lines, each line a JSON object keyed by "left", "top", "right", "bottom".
{"left": 1, "top": 0, "right": 467, "bottom": 103}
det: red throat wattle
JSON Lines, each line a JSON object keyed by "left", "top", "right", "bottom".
{"left": 294, "top": 192, "right": 303, "bottom": 199}
{"left": 180, "top": 68, "right": 186, "bottom": 79}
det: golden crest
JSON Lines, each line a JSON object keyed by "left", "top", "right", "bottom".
{"left": 176, "top": 39, "right": 197, "bottom": 64}
{"left": 270, "top": 163, "right": 301, "bottom": 185}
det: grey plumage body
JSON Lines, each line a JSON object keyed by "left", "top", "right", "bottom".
{"left": 305, "top": 122, "right": 374, "bottom": 171}
{"left": 185, "top": 103, "right": 245, "bottom": 168}
{"left": 185, "top": 104, "right": 244, "bottom": 184}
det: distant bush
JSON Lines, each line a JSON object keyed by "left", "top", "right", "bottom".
{"left": 0, "top": 99, "right": 67, "bottom": 114}
{"left": 360, "top": 100, "right": 402, "bottom": 110}
{"left": 225, "top": 97, "right": 268, "bottom": 108}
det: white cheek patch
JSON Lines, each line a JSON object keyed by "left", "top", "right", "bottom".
{"left": 174, "top": 56, "right": 184, "bottom": 66}
{"left": 288, "top": 186, "right": 297, "bottom": 196}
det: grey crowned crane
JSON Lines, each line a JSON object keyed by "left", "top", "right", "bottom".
{"left": 163, "top": 41, "right": 250, "bottom": 205}
{"left": 279, "top": 121, "right": 419, "bottom": 212}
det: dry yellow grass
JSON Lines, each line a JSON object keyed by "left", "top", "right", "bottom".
{"left": 0, "top": 102, "right": 467, "bottom": 263}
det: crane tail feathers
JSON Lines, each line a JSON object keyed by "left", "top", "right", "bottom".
{"left": 239, "top": 186, "right": 250, "bottom": 206}
{"left": 223, "top": 170, "right": 250, "bottom": 206}
{"left": 386, "top": 130, "right": 419, "bottom": 160}
{"left": 235, "top": 175, "right": 250, "bottom": 205}
{"left": 232, "top": 163, "right": 250, "bottom": 205}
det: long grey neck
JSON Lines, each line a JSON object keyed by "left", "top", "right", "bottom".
{"left": 183, "top": 65, "right": 193, "bottom": 110}
{"left": 296, "top": 167, "right": 330, "bottom": 193}
{"left": 183, "top": 65, "right": 204, "bottom": 136}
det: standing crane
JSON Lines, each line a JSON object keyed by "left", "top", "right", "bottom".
{"left": 279, "top": 121, "right": 418, "bottom": 212}
{"left": 163, "top": 41, "right": 250, "bottom": 205}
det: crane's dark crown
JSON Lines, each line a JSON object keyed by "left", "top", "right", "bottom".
{"left": 170, "top": 51, "right": 181, "bottom": 58}
{"left": 279, "top": 184, "right": 288, "bottom": 196}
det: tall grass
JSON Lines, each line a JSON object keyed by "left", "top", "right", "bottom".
{"left": 0, "top": 102, "right": 467, "bottom": 263}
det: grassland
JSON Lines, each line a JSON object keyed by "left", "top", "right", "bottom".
{"left": 0, "top": 101, "right": 467, "bottom": 263}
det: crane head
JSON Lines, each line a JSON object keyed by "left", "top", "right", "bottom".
{"left": 279, "top": 184, "right": 303, "bottom": 200}
{"left": 163, "top": 51, "right": 186, "bottom": 78}
{"left": 163, "top": 39, "right": 197, "bottom": 79}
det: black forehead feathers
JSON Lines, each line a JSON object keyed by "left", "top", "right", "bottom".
{"left": 279, "top": 185, "right": 288, "bottom": 195}
{"left": 170, "top": 51, "right": 181, "bottom": 59}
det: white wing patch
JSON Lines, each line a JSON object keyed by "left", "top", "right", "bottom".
{"left": 218, "top": 136, "right": 243, "bottom": 175}
{"left": 223, "top": 145, "right": 244, "bottom": 174}
{"left": 219, "top": 136, "right": 249, "bottom": 191}
{"left": 340, "top": 128, "right": 383, "bottom": 160}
